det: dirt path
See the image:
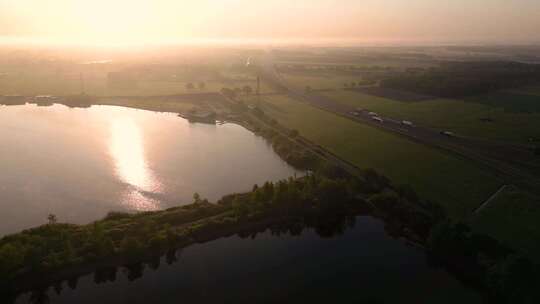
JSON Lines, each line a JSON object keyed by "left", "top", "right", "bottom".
{"left": 473, "top": 184, "right": 509, "bottom": 215}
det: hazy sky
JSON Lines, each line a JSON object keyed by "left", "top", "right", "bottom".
{"left": 1, "top": 0, "right": 539, "bottom": 45}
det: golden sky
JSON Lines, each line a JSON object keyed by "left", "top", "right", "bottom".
{"left": 1, "top": 0, "right": 539, "bottom": 45}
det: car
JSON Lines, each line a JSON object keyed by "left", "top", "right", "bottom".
{"left": 372, "top": 116, "right": 384, "bottom": 123}
{"left": 440, "top": 131, "right": 454, "bottom": 137}
{"left": 368, "top": 112, "right": 378, "bottom": 116}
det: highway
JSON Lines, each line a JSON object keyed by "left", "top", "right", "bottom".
{"left": 256, "top": 54, "right": 540, "bottom": 194}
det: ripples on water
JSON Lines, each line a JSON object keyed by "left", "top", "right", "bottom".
{"left": 109, "top": 117, "right": 161, "bottom": 210}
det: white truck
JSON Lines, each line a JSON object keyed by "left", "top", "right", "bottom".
{"left": 372, "top": 116, "right": 384, "bottom": 123}
{"left": 402, "top": 120, "right": 414, "bottom": 127}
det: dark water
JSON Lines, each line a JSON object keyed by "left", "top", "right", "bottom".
{"left": 15, "top": 216, "right": 480, "bottom": 304}
{"left": 0, "top": 104, "right": 299, "bottom": 235}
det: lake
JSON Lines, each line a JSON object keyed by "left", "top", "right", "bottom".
{"left": 14, "top": 216, "right": 480, "bottom": 304}
{"left": 0, "top": 103, "right": 299, "bottom": 235}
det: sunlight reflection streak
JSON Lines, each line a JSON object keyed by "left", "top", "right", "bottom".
{"left": 109, "top": 118, "right": 160, "bottom": 210}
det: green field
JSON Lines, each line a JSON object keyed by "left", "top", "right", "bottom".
{"left": 279, "top": 71, "right": 369, "bottom": 90}
{"left": 0, "top": 59, "right": 275, "bottom": 97}
{"left": 0, "top": 74, "right": 272, "bottom": 97}
{"left": 471, "top": 186, "right": 540, "bottom": 261}
{"left": 246, "top": 94, "right": 502, "bottom": 219}
{"left": 322, "top": 90, "right": 540, "bottom": 143}
{"left": 508, "top": 86, "right": 540, "bottom": 96}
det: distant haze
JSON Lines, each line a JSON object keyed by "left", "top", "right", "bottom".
{"left": 0, "top": 0, "right": 539, "bottom": 46}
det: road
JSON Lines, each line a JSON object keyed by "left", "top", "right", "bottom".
{"left": 256, "top": 54, "right": 540, "bottom": 194}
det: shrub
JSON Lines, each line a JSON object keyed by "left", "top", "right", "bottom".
{"left": 103, "top": 212, "right": 132, "bottom": 221}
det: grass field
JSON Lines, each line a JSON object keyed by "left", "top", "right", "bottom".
{"left": 97, "top": 96, "right": 227, "bottom": 115}
{"left": 246, "top": 94, "right": 502, "bottom": 219}
{"left": 0, "top": 64, "right": 275, "bottom": 97}
{"left": 471, "top": 186, "right": 540, "bottom": 261}
{"left": 323, "top": 90, "right": 540, "bottom": 144}
{"left": 0, "top": 75, "right": 273, "bottom": 97}
{"left": 508, "top": 86, "right": 540, "bottom": 96}
{"left": 279, "top": 71, "right": 368, "bottom": 90}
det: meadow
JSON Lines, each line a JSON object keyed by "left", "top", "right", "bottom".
{"left": 322, "top": 90, "right": 540, "bottom": 144}
{"left": 244, "top": 94, "right": 502, "bottom": 219}
{"left": 471, "top": 186, "right": 540, "bottom": 261}
{"left": 0, "top": 68, "right": 272, "bottom": 97}
{"left": 278, "top": 70, "right": 371, "bottom": 91}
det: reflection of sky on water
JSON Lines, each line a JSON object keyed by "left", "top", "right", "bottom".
{"left": 109, "top": 117, "right": 161, "bottom": 211}
{"left": 0, "top": 103, "right": 299, "bottom": 234}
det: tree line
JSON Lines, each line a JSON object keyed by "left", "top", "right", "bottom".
{"left": 382, "top": 61, "right": 540, "bottom": 98}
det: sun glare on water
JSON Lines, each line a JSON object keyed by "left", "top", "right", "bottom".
{"left": 109, "top": 117, "right": 161, "bottom": 210}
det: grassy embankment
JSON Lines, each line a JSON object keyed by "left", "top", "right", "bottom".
{"left": 244, "top": 94, "right": 502, "bottom": 220}
{"left": 322, "top": 90, "right": 540, "bottom": 144}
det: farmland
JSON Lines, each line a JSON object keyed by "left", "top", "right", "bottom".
{"left": 471, "top": 186, "right": 540, "bottom": 261}
{"left": 278, "top": 71, "right": 369, "bottom": 91}
{"left": 0, "top": 68, "right": 271, "bottom": 97}
{"left": 322, "top": 90, "right": 540, "bottom": 144}
{"left": 0, "top": 47, "right": 273, "bottom": 97}
{"left": 244, "top": 94, "right": 502, "bottom": 219}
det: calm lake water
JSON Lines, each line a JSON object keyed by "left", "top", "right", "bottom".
{"left": 0, "top": 104, "right": 299, "bottom": 235}
{"left": 14, "top": 216, "right": 480, "bottom": 304}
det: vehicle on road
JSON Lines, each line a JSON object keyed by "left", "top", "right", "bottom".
{"left": 402, "top": 120, "right": 414, "bottom": 127}
{"left": 372, "top": 116, "right": 384, "bottom": 123}
{"left": 440, "top": 131, "right": 455, "bottom": 137}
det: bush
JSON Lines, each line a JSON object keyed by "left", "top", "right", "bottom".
{"left": 120, "top": 237, "right": 142, "bottom": 256}
{"left": 103, "top": 212, "right": 132, "bottom": 221}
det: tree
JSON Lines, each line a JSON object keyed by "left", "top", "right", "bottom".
{"left": 198, "top": 82, "right": 206, "bottom": 90}
{"left": 186, "top": 83, "right": 194, "bottom": 90}
{"left": 193, "top": 193, "right": 201, "bottom": 204}
{"left": 47, "top": 214, "right": 57, "bottom": 225}
{"left": 0, "top": 244, "right": 24, "bottom": 280}
{"left": 305, "top": 86, "right": 312, "bottom": 94}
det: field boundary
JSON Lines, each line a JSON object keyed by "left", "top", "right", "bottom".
{"left": 472, "top": 184, "right": 510, "bottom": 216}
